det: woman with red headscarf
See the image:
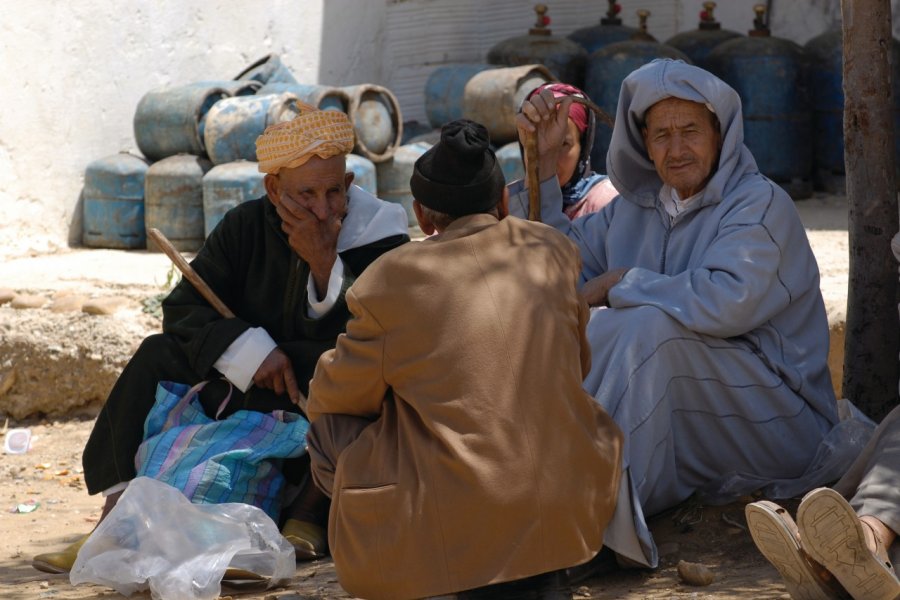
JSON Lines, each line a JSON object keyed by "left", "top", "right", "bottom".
{"left": 508, "top": 83, "right": 618, "bottom": 220}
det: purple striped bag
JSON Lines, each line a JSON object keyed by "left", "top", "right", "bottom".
{"left": 135, "top": 380, "right": 309, "bottom": 521}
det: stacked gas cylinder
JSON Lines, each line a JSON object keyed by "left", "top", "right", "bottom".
{"left": 386, "top": 2, "right": 690, "bottom": 214}
{"left": 480, "top": 1, "right": 815, "bottom": 192}
{"left": 415, "top": 2, "right": 701, "bottom": 193}
{"left": 473, "top": 1, "right": 900, "bottom": 199}
{"left": 393, "top": 63, "right": 557, "bottom": 215}
{"left": 82, "top": 55, "right": 403, "bottom": 251}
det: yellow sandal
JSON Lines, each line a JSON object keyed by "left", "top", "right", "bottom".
{"left": 32, "top": 533, "right": 91, "bottom": 574}
{"left": 281, "top": 518, "right": 328, "bottom": 561}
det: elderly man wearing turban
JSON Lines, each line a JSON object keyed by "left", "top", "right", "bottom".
{"left": 33, "top": 103, "right": 409, "bottom": 574}
{"left": 303, "top": 119, "right": 623, "bottom": 600}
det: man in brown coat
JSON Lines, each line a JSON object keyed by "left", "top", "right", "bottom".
{"left": 305, "top": 119, "right": 623, "bottom": 600}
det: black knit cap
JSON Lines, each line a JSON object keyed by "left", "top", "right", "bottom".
{"left": 409, "top": 119, "right": 506, "bottom": 216}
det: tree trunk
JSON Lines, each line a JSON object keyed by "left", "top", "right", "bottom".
{"left": 841, "top": 0, "right": 900, "bottom": 421}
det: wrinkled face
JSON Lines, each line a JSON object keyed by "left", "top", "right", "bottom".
{"left": 264, "top": 155, "right": 353, "bottom": 222}
{"left": 642, "top": 98, "right": 721, "bottom": 199}
{"left": 557, "top": 119, "right": 583, "bottom": 186}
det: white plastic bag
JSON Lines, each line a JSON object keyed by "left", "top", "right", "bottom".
{"left": 70, "top": 477, "right": 295, "bottom": 600}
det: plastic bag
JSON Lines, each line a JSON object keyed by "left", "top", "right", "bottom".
{"left": 70, "top": 477, "right": 295, "bottom": 600}
{"left": 698, "top": 398, "right": 877, "bottom": 504}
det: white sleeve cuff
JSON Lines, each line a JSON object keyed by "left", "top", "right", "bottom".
{"left": 212, "top": 327, "right": 278, "bottom": 392}
{"left": 101, "top": 481, "right": 129, "bottom": 497}
{"left": 307, "top": 258, "right": 345, "bottom": 319}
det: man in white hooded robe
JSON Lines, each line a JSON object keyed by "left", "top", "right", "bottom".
{"left": 517, "top": 59, "right": 859, "bottom": 568}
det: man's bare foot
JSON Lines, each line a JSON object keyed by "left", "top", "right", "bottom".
{"left": 98, "top": 490, "right": 122, "bottom": 523}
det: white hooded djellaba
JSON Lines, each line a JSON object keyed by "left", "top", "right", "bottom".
{"left": 532, "top": 59, "right": 870, "bottom": 567}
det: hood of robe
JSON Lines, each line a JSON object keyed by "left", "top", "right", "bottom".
{"left": 606, "top": 59, "right": 760, "bottom": 209}
{"left": 337, "top": 184, "right": 409, "bottom": 252}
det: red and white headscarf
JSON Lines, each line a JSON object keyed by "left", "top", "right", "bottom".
{"left": 527, "top": 83, "right": 591, "bottom": 133}
{"left": 522, "top": 83, "right": 598, "bottom": 189}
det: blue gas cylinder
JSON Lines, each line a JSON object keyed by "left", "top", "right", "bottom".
{"left": 585, "top": 10, "right": 690, "bottom": 172}
{"left": 134, "top": 84, "right": 228, "bottom": 162}
{"left": 82, "top": 153, "right": 149, "bottom": 249}
{"left": 190, "top": 80, "right": 261, "bottom": 97}
{"left": 234, "top": 54, "right": 298, "bottom": 85}
{"left": 346, "top": 154, "right": 378, "bottom": 196}
{"left": 201, "top": 161, "right": 265, "bottom": 237}
{"left": 804, "top": 30, "right": 843, "bottom": 186}
{"left": 375, "top": 142, "right": 433, "bottom": 226}
{"left": 568, "top": 0, "right": 643, "bottom": 54}
{"left": 425, "top": 64, "right": 552, "bottom": 145}
{"left": 202, "top": 93, "right": 301, "bottom": 165}
{"left": 665, "top": 2, "right": 741, "bottom": 70}
{"left": 425, "top": 64, "right": 494, "bottom": 128}
{"left": 405, "top": 128, "right": 442, "bottom": 146}
{"left": 706, "top": 5, "right": 813, "bottom": 198}
{"left": 487, "top": 4, "right": 588, "bottom": 87}
{"left": 257, "top": 82, "right": 350, "bottom": 113}
{"left": 401, "top": 121, "right": 437, "bottom": 145}
{"left": 343, "top": 84, "right": 403, "bottom": 163}
{"left": 145, "top": 155, "right": 213, "bottom": 252}
{"left": 497, "top": 141, "right": 525, "bottom": 184}
{"left": 804, "top": 29, "right": 900, "bottom": 192}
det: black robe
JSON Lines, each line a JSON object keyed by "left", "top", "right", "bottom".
{"left": 83, "top": 195, "right": 408, "bottom": 495}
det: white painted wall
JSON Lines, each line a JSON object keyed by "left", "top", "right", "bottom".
{"left": 1, "top": 0, "right": 898, "bottom": 259}
{"left": 0, "top": 0, "right": 348, "bottom": 259}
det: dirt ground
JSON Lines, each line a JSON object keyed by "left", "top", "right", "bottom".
{"left": 1, "top": 418, "right": 795, "bottom": 599}
{"left": 0, "top": 193, "right": 850, "bottom": 599}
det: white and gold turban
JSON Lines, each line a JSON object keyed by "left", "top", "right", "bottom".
{"left": 255, "top": 101, "right": 355, "bottom": 174}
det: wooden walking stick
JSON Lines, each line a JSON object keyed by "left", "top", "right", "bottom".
{"left": 524, "top": 130, "right": 543, "bottom": 222}
{"left": 147, "top": 227, "right": 310, "bottom": 412}
{"left": 147, "top": 227, "right": 235, "bottom": 318}
{"left": 523, "top": 96, "right": 614, "bottom": 222}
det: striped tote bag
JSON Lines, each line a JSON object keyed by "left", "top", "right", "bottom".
{"left": 135, "top": 380, "right": 309, "bottom": 521}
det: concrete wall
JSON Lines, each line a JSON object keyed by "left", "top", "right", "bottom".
{"left": 1, "top": 0, "right": 898, "bottom": 258}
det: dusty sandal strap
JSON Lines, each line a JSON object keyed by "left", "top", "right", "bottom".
{"left": 745, "top": 500, "right": 845, "bottom": 600}
{"left": 861, "top": 520, "right": 896, "bottom": 575}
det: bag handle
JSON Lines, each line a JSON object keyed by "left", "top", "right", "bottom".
{"left": 213, "top": 382, "right": 234, "bottom": 420}
{"left": 179, "top": 379, "right": 234, "bottom": 420}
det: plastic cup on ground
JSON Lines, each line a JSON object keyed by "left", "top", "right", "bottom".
{"left": 4, "top": 428, "right": 32, "bottom": 454}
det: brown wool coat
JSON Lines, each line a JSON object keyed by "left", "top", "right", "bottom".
{"left": 307, "top": 213, "right": 623, "bottom": 600}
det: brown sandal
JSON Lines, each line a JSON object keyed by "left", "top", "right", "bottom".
{"left": 797, "top": 488, "right": 899, "bottom": 600}
{"left": 745, "top": 500, "right": 846, "bottom": 600}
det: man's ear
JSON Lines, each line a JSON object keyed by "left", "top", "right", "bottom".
{"left": 263, "top": 173, "right": 280, "bottom": 201}
{"left": 344, "top": 171, "right": 355, "bottom": 190}
{"left": 497, "top": 186, "right": 510, "bottom": 220}
{"left": 412, "top": 200, "right": 436, "bottom": 236}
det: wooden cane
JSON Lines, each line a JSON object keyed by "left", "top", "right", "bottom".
{"left": 524, "top": 96, "right": 615, "bottom": 223}
{"left": 147, "top": 227, "right": 310, "bottom": 412}
{"left": 147, "top": 228, "right": 236, "bottom": 319}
